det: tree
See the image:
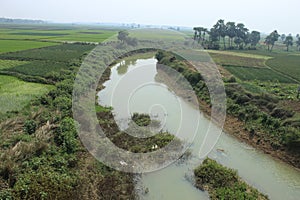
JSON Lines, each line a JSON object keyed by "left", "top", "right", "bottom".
{"left": 226, "top": 22, "right": 236, "bottom": 48}
{"left": 296, "top": 37, "right": 300, "bottom": 51}
{"left": 249, "top": 31, "right": 261, "bottom": 48}
{"left": 208, "top": 28, "right": 220, "bottom": 49}
{"left": 213, "top": 19, "right": 227, "bottom": 49}
{"left": 118, "top": 30, "right": 129, "bottom": 43}
{"left": 283, "top": 35, "right": 293, "bottom": 51}
{"left": 281, "top": 34, "right": 286, "bottom": 42}
{"left": 234, "top": 23, "right": 248, "bottom": 49}
{"left": 265, "top": 30, "right": 280, "bottom": 51}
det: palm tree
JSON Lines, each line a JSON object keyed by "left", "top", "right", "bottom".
{"left": 235, "top": 23, "right": 249, "bottom": 49}
{"left": 284, "top": 36, "right": 293, "bottom": 51}
{"left": 296, "top": 37, "right": 300, "bottom": 51}
{"left": 265, "top": 30, "right": 280, "bottom": 52}
{"left": 226, "top": 22, "right": 236, "bottom": 48}
{"left": 213, "top": 19, "right": 227, "bottom": 49}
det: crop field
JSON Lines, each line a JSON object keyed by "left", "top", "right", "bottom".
{"left": 0, "top": 43, "right": 95, "bottom": 62}
{"left": 0, "top": 75, "right": 54, "bottom": 113}
{"left": 266, "top": 55, "right": 300, "bottom": 82}
{"left": 129, "top": 29, "right": 186, "bottom": 41}
{"left": 0, "top": 39, "right": 57, "bottom": 53}
{"left": 0, "top": 26, "right": 117, "bottom": 43}
{"left": 224, "top": 65, "right": 296, "bottom": 83}
{"left": 209, "top": 52, "right": 268, "bottom": 67}
{"left": 0, "top": 59, "right": 28, "bottom": 70}
{"left": 227, "top": 50, "right": 300, "bottom": 82}
{"left": 4, "top": 60, "right": 68, "bottom": 76}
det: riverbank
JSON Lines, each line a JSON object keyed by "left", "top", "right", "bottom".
{"left": 155, "top": 50, "right": 300, "bottom": 170}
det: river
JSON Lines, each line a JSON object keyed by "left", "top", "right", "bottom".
{"left": 98, "top": 55, "right": 300, "bottom": 200}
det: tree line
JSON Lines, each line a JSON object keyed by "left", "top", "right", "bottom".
{"left": 193, "top": 19, "right": 300, "bottom": 52}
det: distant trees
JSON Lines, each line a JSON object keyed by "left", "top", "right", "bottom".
{"left": 284, "top": 36, "right": 293, "bottom": 51}
{"left": 213, "top": 19, "right": 227, "bottom": 49}
{"left": 249, "top": 31, "right": 261, "bottom": 47}
{"left": 193, "top": 19, "right": 261, "bottom": 50}
{"left": 264, "top": 30, "right": 280, "bottom": 51}
{"left": 117, "top": 30, "right": 129, "bottom": 43}
{"left": 296, "top": 37, "right": 300, "bottom": 51}
{"left": 192, "top": 20, "right": 299, "bottom": 52}
{"left": 117, "top": 30, "right": 138, "bottom": 46}
{"left": 280, "top": 34, "right": 286, "bottom": 42}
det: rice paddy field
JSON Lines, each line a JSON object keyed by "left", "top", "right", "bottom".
{"left": 0, "top": 24, "right": 116, "bottom": 114}
{"left": 0, "top": 75, "right": 54, "bottom": 113}
{"left": 224, "top": 66, "right": 296, "bottom": 83}
{"left": 0, "top": 24, "right": 117, "bottom": 43}
{"left": 0, "top": 39, "right": 57, "bottom": 53}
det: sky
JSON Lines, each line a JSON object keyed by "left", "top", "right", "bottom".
{"left": 0, "top": 0, "right": 299, "bottom": 34}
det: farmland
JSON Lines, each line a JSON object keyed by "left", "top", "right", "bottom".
{"left": 0, "top": 21, "right": 299, "bottom": 200}
{"left": 223, "top": 66, "right": 296, "bottom": 83}
{"left": 0, "top": 75, "right": 54, "bottom": 113}
{"left": 0, "top": 24, "right": 117, "bottom": 43}
{"left": 0, "top": 59, "right": 28, "bottom": 70}
{"left": 0, "top": 39, "right": 57, "bottom": 53}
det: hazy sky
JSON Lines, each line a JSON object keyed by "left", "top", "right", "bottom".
{"left": 1, "top": 0, "right": 299, "bottom": 34}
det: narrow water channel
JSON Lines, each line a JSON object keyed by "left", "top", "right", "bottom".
{"left": 98, "top": 55, "right": 300, "bottom": 200}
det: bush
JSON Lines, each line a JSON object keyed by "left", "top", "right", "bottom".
{"left": 194, "top": 158, "right": 238, "bottom": 189}
{"left": 55, "top": 117, "right": 79, "bottom": 154}
{"left": 24, "top": 120, "right": 37, "bottom": 135}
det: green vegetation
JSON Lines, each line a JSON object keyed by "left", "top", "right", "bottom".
{"left": 266, "top": 54, "right": 300, "bottom": 82}
{"left": 194, "top": 158, "right": 268, "bottom": 200}
{"left": 0, "top": 75, "right": 54, "bottom": 113}
{"left": 0, "top": 24, "right": 116, "bottom": 43}
{"left": 0, "top": 43, "right": 95, "bottom": 62}
{"left": 0, "top": 39, "right": 57, "bottom": 53}
{"left": 224, "top": 66, "right": 295, "bottom": 83}
{"left": 0, "top": 59, "right": 28, "bottom": 70}
{"left": 156, "top": 50, "right": 300, "bottom": 167}
{"left": 209, "top": 52, "right": 268, "bottom": 67}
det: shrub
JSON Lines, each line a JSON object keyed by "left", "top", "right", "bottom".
{"left": 55, "top": 117, "right": 79, "bottom": 154}
{"left": 24, "top": 120, "right": 37, "bottom": 135}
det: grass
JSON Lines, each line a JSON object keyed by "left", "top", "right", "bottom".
{"left": 0, "top": 59, "right": 28, "bottom": 70}
{"left": 224, "top": 66, "right": 296, "bottom": 83}
{"left": 0, "top": 39, "right": 57, "bottom": 53}
{"left": 0, "top": 75, "right": 54, "bottom": 113}
{"left": 266, "top": 54, "right": 300, "bottom": 82}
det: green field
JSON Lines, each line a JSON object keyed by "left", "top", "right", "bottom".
{"left": 5, "top": 60, "right": 68, "bottom": 76}
{"left": 209, "top": 52, "right": 268, "bottom": 67}
{"left": 0, "top": 75, "right": 54, "bottom": 113}
{"left": 0, "top": 59, "right": 28, "bottom": 70}
{"left": 0, "top": 39, "right": 57, "bottom": 53}
{"left": 224, "top": 66, "right": 296, "bottom": 83}
{"left": 0, "top": 43, "right": 96, "bottom": 78}
{"left": 0, "top": 25, "right": 117, "bottom": 43}
{"left": 226, "top": 50, "right": 300, "bottom": 83}
{"left": 0, "top": 43, "right": 95, "bottom": 62}
{"left": 266, "top": 55, "right": 300, "bottom": 82}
